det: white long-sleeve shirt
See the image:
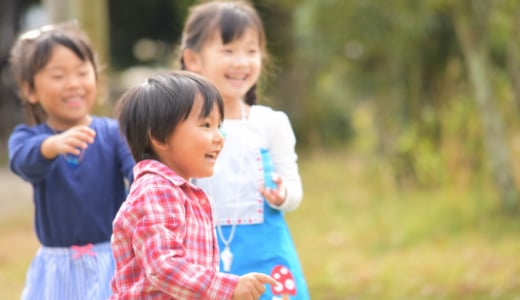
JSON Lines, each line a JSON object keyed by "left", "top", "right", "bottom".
{"left": 194, "top": 104, "right": 303, "bottom": 226}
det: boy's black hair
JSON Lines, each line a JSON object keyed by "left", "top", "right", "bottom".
{"left": 117, "top": 71, "right": 224, "bottom": 162}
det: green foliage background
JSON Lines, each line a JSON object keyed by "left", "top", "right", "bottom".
{"left": 1, "top": 0, "right": 520, "bottom": 298}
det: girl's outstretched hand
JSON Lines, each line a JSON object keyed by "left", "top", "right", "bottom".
{"left": 232, "top": 272, "right": 277, "bottom": 300}
{"left": 259, "top": 173, "right": 287, "bottom": 207}
{"left": 41, "top": 125, "right": 96, "bottom": 159}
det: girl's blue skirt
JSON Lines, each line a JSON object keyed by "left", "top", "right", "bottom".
{"left": 21, "top": 241, "right": 114, "bottom": 300}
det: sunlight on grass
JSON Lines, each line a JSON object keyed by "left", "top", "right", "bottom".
{"left": 287, "top": 150, "right": 520, "bottom": 299}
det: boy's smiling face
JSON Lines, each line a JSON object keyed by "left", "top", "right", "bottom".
{"left": 152, "top": 93, "right": 224, "bottom": 180}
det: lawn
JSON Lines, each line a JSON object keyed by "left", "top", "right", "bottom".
{"left": 288, "top": 150, "right": 520, "bottom": 299}
{"left": 1, "top": 150, "right": 519, "bottom": 299}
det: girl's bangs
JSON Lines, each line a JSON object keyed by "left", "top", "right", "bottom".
{"left": 219, "top": 9, "right": 255, "bottom": 44}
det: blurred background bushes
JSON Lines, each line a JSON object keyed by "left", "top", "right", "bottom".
{"left": 1, "top": 0, "right": 520, "bottom": 211}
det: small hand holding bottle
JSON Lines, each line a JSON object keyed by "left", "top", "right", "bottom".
{"left": 260, "top": 173, "right": 287, "bottom": 207}
{"left": 41, "top": 125, "right": 96, "bottom": 160}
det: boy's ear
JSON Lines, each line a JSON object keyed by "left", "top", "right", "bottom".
{"left": 183, "top": 49, "right": 202, "bottom": 72}
{"left": 149, "top": 134, "right": 168, "bottom": 152}
{"left": 21, "top": 82, "right": 38, "bottom": 104}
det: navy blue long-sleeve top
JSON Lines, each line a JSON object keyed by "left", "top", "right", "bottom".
{"left": 8, "top": 116, "right": 135, "bottom": 247}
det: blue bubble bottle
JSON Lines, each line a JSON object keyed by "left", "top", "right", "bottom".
{"left": 260, "top": 148, "right": 277, "bottom": 189}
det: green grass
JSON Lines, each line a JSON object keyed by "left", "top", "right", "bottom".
{"left": 1, "top": 149, "right": 520, "bottom": 299}
{"left": 287, "top": 150, "right": 520, "bottom": 299}
{"left": 0, "top": 213, "right": 37, "bottom": 300}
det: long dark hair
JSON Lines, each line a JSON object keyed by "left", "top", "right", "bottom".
{"left": 179, "top": 0, "right": 268, "bottom": 105}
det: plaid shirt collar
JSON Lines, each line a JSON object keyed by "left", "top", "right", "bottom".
{"left": 133, "top": 159, "right": 191, "bottom": 188}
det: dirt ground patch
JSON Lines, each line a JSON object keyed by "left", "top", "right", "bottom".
{"left": 0, "top": 167, "right": 32, "bottom": 220}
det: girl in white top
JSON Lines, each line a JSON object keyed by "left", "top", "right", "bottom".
{"left": 180, "top": 1, "right": 310, "bottom": 299}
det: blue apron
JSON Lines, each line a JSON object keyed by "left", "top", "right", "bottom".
{"left": 195, "top": 117, "right": 310, "bottom": 300}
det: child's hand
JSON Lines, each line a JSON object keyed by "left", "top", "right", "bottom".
{"left": 232, "top": 272, "right": 277, "bottom": 300}
{"left": 259, "top": 173, "right": 287, "bottom": 207}
{"left": 41, "top": 125, "right": 96, "bottom": 159}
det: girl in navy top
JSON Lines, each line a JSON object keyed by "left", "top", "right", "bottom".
{"left": 7, "top": 22, "right": 135, "bottom": 299}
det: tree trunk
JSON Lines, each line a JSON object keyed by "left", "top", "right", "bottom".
{"left": 453, "top": 8, "right": 519, "bottom": 212}
{"left": 77, "top": 0, "right": 110, "bottom": 113}
{"left": 0, "top": 0, "right": 25, "bottom": 153}
{"left": 43, "top": 0, "right": 75, "bottom": 23}
{"left": 507, "top": 15, "right": 520, "bottom": 113}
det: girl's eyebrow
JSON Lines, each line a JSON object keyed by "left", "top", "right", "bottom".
{"left": 41, "top": 65, "right": 65, "bottom": 71}
{"left": 44, "top": 61, "right": 91, "bottom": 69}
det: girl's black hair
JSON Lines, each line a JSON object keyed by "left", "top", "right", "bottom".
{"left": 9, "top": 22, "right": 99, "bottom": 125}
{"left": 179, "top": 0, "right": 268, "bottom": 105}
{"left": 116, "top": 71, "right": 224, "bottom": 162}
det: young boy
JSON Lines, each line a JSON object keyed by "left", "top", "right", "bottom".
{"left": 110, "top": 71, "right": 276, "bottom": 299}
